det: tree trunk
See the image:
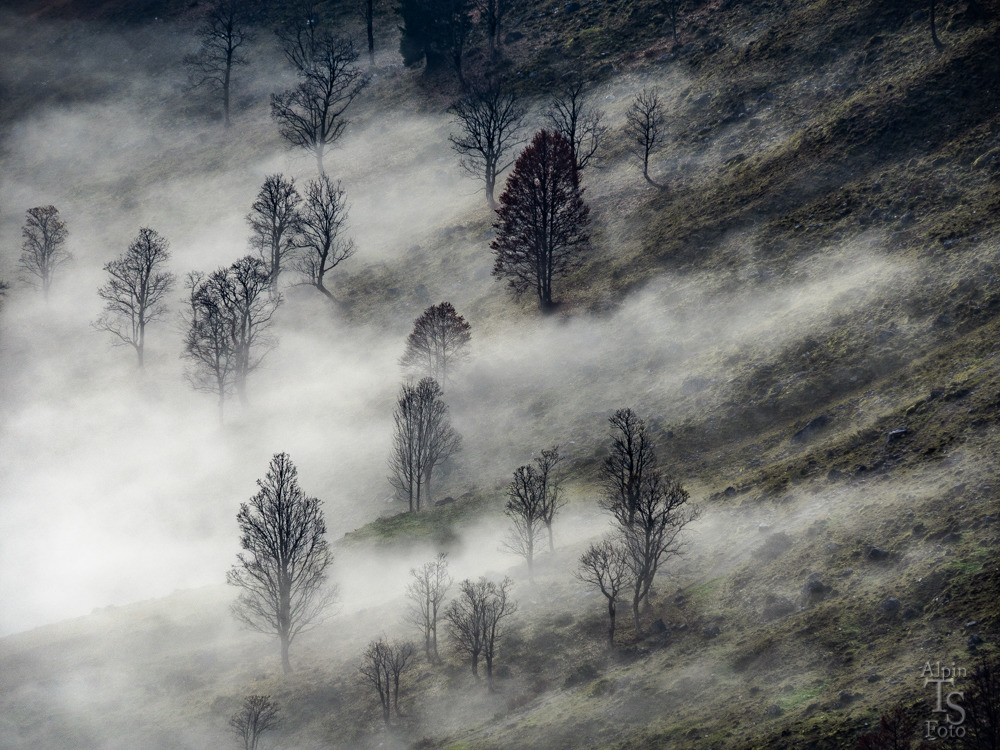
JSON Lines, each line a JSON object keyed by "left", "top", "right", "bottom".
{"left": 223, "top": 54, "right": 232, "bottom": 128}
{"left": 280, "top": 634, "right": 292, "bottom": 674}
{"left": 485, "top": 655, "right": 494, "bottom": 691}
{"left": 366, "top": 0, "right": 375, "bottom": 66}
{"left": 471, "top": 652, "right": 479, "bottom": 677}
{"left": 608, "top": 599, "right": 616, "bottom": 648}
{"left": 930, "top": 0, "right": 943, "bottom": 49}
{"left": 545, "top": 521, "right": 554, "bottom": 551}
{"left": 315, "top": 145, "right": 326, "bottom": 176}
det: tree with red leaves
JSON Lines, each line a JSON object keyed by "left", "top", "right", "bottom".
{"left": 490, "top": 130, "right": 590, "bottom": 311}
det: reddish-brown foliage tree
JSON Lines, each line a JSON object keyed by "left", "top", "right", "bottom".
{"left": 490, "top": 130, "right": 590, "bottom": 311}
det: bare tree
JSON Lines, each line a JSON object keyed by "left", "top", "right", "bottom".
{"left": 360, "top": 638, "right": 392, "bottom": 725}
{"left": 271, "top": 31, "right": 369, "bottom": 174}
{"left": 386, "top": 639, "right": 415, "bottom": 715}
{"left": 183, "top": 271, "right": 236, "bottom": 423}
{"left": 576, "top": 538, "right": 632, "bottom": 648}
{"left": 388, "top": 377, "right": 461, "bottom": 511}
{"left": 546, "top": 79, "right": 607, "bottom": 172}
{"left": 618, "top": 470, "right": 697, "bottom": 633}
{"left": 94, "top": 227, "right": 175, "bottom": 368}
{"left": 534, "top": 446, "right": 564, "bottom": 551}
{"left": 228, "top": 452, "right": 334, "bottom": 674}
{"left": 184, "top": 256, "right": 281, "bottom": 412}
{"left": 185, "top": 0, "right": 256, "bottom": 127}
{"left": 959, "top": 655, "right": 1000, "bottom": 750}
{"left": 399, "top": 301, "right": 471, "bottom": 386}
{"left": 929, "top": 0, "right": 944, "bottom": 50}
{"left": 19, "top": 205, "right": 69, "bottom": 299}
{"left": 248, "top": 174, "right": 302, "bottom": 289}
{"left": 476, "top": 0, "right": 509, "bottom": 60}
{"left": 491, "top": 129, "right": 591, "bottom": 311}
{"left": 449, "top": 80, "right": 525, "bottom": 208}
{"left": 398, "top": 0, "right": 472, "bottom": 81}
{"left": 360, "top": 0, "right": 377, "bottom": 65}
{"left": 229, "top": 694, "right": 279, "bottom": 750}
{"left": 445, "top": 576, "right": 516, "bottom": 689}
{"left": 599, "top": 408, "right": 656, "bottom": 526}
{"left": 625, "top": 88, "right": 665, "bottom": 187}
{"left": 661, "top": 0, "right": 684, "bottom": 41}
{"left": 502, "top": 465, "right": 545, "bottom": 580}
{"left": 295, "top": 174, "right": 355, "bottom": 298}
{"left": 406, "top": 553, "right": 452, "bottom": 662}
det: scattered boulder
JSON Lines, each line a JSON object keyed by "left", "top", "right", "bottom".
{"left": 966, "top": 620, "right": 979, "bottom": 629}
{"left": 867, "top": 546, "right": 891, "bottom": 561}
{"left": 885, "top": 427, "right": 910, "bottom": 445}
{"left": 434, "top": 496, "right": 456, "bottom": 507}
{"left": 651, "top": 618, "right": 668, "bottom": 635}
{"left": 565, "top": 1, "right": 582, "bottom": 11}
{"left": 723, "top": 486, "right": 737, "bottom": 498}
{"left": 791, "top": 414, "right": 832, "bottom": 444}
{"left": 765, "top": 704, "right": 783, "bottom": 717}
{"left": 802, "top": 574, "right": 830, "bottom": 602}
{"left": 839, "top": 691, "right": 856, "bottom": 705}
{"left": 754, "top": 532, "right": 794, "bottom": 561}
{"left": 703, "top": 624, "right": 721, "bottom": 639}
{"left": 504, "top": 30, "right": 524, "bottom": 43}
{"left": 881, "top": 597, "right": 902, "bottom": 615}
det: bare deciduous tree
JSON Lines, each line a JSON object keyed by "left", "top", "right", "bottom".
{"left": 388, "top": 377, "right": 461, "bottom": 512}
{"left": 534, "top": 446, "right": 564, "bottom": 551}
{"left": 546, "top": 79, "right": 607, "bottom": 172}
{"left": 406, "top": 553, "right": 452, "bottom": 662}
{"left": 185, "top": 0, "right": 256, "bottom": 127}
{"left": 229, "top": 694, "right": 279, "bottom": 750}
{"left": 183, "top": 256, "right": 281, "bottom": 413}
{"left": 599, "top": 408, "right": 656, "bottom": 526}
{"left": 491, "top": 129, "right": 591, "bottom": 311}
{"left": 503, "top": 464, "right": 546, "bottom": 580}
{"left": 661, "top": 0, "right": 684, "bottom": 41}
{"left": 19, "top": 205, "right": 70, "bottom": 299}
{"left": 577, "top": 538, "right": 632, "bottom": 648}
{"left": 183, "top": 271, "right": 236, "bottom": 423}
{"left": 446, "top": 576, "right": 516, "bottom": 689}
{"left": 248, "top": 174, "right": 302, "bottom": 289}
{"left": 271, "top": 31, "right": 369, "bottom": 174}
{"left": 228, "top": 452, "right": 334, "bottom": 674}
{"left": 618, "top": 470, "right": 697, "bottom": 633}
{"left": 360, "top": 638, "right": 392, "bottom": 725}
{"left": 476, "top": 0, "right": 509, "bottom": 60}
{"left": 386, "top": 639, "right": 415, "bottom": 715}
{"left": 625, "top": 88, "right": 665, "bottom": 187}
{"left": 449, "top": 80, "right": 525, "bottom": 208}
{"left": 94, "top": 227, "right": 175, "bottom": 368}
{"left": 399, "top": 301, "right": 471, "bottom": 386}
{"left": 295, "top": 174, "right": 355, "bottom": 298}
{"left": 360, "top": 637, "right": 415, "bottom": 725}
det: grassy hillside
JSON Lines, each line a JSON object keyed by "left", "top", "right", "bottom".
{"left": 1, "top": 0, "right": 999, "bottom": 748}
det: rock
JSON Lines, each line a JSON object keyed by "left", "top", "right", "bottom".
{"left": 651, "top": 618, "right": 668, "bottom": 634}
{"left": 434, "top": 496, "right": 456, "bottom": 507}
{"left": 966, "top": 620, "right": 979, "bottom": 628}
{"left": 912, "top": 522, "right": 927, "bottom": 536}
{"left": 839, "top": 691, "right": 855, "bottom": 704}
{"left": 761, "top": 596, "right": 796, "bottom": 622}
{"left": 565, "top": 1, "right": 581, "bottom": 11}
{"left": 903, "top": 607, "right": 920, "bottom": 620}
{"left": 791, "top": 414, "right": 832, "bottom": 443}
{"left": 898, "top": 212, "right": 916, "bottom": 228}
{"left": 867, "top": 546, "right": 890, "bottom": 561}
{"left": 758, "top": 522, "right": 772, "bottom": 533}
{"left": 703, "top": 624, "right": 721, "bottom": 638}
{"left": 765, "top": 704, "right": 783, "bottom": 717}
{"left": 840, "top": 568, "right": 854, "bottom": 577}
{"left": 881, "top": 597, "right": 902, "bottom": 614}
{"left": 968, "top": 634, "right": 984, "bottom": 647}
{"left": 802, "top": 574, "right": 829, "bottom": 600}
{"left": 504, "top": 31, "right": 524, "bottom": 43}
{"left": 885, "top": 427, "right": 910, "bottom": 444}
{"left": 867, "top": 673, "right": 882, "bottom": 682}
{"left": 934, "top": 313, "right": 954, "bottom": 328}
{"left": 723, "top": 486, "right": 737, "bottom": 498}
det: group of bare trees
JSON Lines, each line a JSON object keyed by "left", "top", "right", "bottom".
{"left": 359, "top": 637, "right": 415, "bottom": 725}
{"left": 578, "top": 408, "right": 698, "bottom": 645}
{"left": 248, "top": 173, "right": 355, "bottom": 297}
{"left": 502, "top": 447, "right": 564, "bottom": 580}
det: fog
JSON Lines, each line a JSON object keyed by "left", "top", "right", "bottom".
{"left": 0, "top": 7, "right": 973, "bottom": 748}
